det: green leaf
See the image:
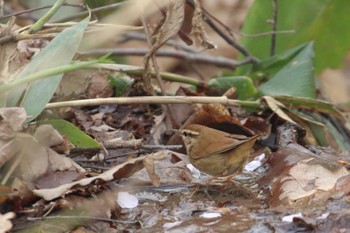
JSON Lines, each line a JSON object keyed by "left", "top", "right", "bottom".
{"left": 295, "top": 0, "right": 350, "bottom": 72}
{"left": 274, "top": 95, "right": 345, "bottom": 121}
{"left": 38, "top": 119, "right": 100, "bottom": 148}
{"left": 207, "top": 76, "right": 258, "bottom": 100}
{"left": 250, "top": 43, "right": 307, "bottom": 80}
{"left": 240, "top": 0, "right": 350, "bottom": 73}
{"left": 306, "top": 114, "right": 350, "bottom": 151}
{"left": 108, "top": 74, "right": 133, "bottom": 97}
{"left": 6, "top": 17, "right": 90, "bottom": 122}
{"left": 258, "top": 42, "right": 316, "bottom": 98}
{"left": 19, "top": 0, "right": 81, "bottom": 22}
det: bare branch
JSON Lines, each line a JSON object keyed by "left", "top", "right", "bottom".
{"left": 270, "top": 0, "right": 278, "bottom": 56}
{"left": 80, "top": 48, "right": 248, "bottom": 69}
{"left": 45, "top": 96, "right": 261, "bottom": 109}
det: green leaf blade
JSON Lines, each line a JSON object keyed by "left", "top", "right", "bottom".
{"left": 207, "top": 76, "right": 258, "bottom": 100}
{"left": 38, "top": 119, "right": 100, "bottom": 149}
{"left": 6, "top": 17, "right": 90, "bottom": 122}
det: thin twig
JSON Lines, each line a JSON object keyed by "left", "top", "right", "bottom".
{"left": 142, "top": 15, "right": 179, "bottom": 128}
{"left": 201, "top": 3, "right": 293, "bottom": 38}
{"left": 45, "top": 96, "right": 261, "bottom": 109}
{"left": 79, "top": 164, "right": 109, "bottom": 170}
{"left": 93, "top": 63, "right": 203, "bottom": 87}
{"left": 53, "top": 2, "right": 125, "bottom": 23}
{"left": 270, "top": 0, "right": 278, "bottom": 56}
{"left": 0, "top": 3, "right": 84, "bottom": 21}
{"left": 121, "top": 31, "right": 197, "bottom": 53}
{"left": 28, "top": 0, "right": 66, "bottom": 34}
{"left": 80, "top": 48, "right": 246, "bottom": 69}
{"left": 27, "top": 215, "right": 138, "bottom": 224}
{"left": 142, "top": 144, "right": 183, "bottom": 150}
{"left": 185, "top": 0, "right": 258, "bottom": 64}
{"left": 0, "top": 22, "right": 142, "bottom": 45}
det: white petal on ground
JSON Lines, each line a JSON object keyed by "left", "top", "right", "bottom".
{"left": 117, "top": 192, "right": 139, "bottom": 209}
{"left": 186, "top": 164, "right": 201, "bottom": 178}
{"left": 245, "top": 153, "right": 265, "bottom": 172}
{"left": 199, "top": 212, "right": 222, "bottom": 219}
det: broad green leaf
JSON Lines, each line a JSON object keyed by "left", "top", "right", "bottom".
{"left": 240, "top": 0, "right": 350, "bottom": 73}
{"left": 207, "top": 76, "right": 258, "bottom": 100}
{"left": 250, "top": 43, "right": 307, "bottom": 80}
{"left": 295, "top": 1, "right": 350, "bottom": 72}
{"left": 259, "top": 43, "right": 316, "bottom": 98}
{"left": 7, "top": 17, "right": 89, "bottom": 122}
{"left": 38, "top": 119, "right": 100, "bottom": 148}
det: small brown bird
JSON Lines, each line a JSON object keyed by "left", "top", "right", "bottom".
{"left": 181, "top": 124, "right": 259, "bottom": 177}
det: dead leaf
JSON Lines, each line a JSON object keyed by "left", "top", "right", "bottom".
{"left": 127, "top": 151, "right": 192, "bottom": 185}
{"left": 191, "top": 0, "right": 216, "bottom": 49}
{"left": 0, "top": 107, "right": 26, "bottom": 133}
{"left": 33, "top": 124, "right": 64, "bottom": 147}
{"left": 0, "top": 20, "right": 29, "bottom": 85}
{"left": 143, "top": 0, "right": 186, "bottom": 92}
{"left": 150, "top": 113, "right": 167, "bottom": 144}
{"left": 279, "top": 158, "right": 348, "bottom": 200}
{"left": 33, "top": 156, "right": 146, "bottom": 201}
{"left": 143, "top": 155, "right": 161, "bottom": 186}
{"left": 33, "top": 151, "right": 189, "bottom": 201}
{"left": 262, "top": 96, "right": 298, "bottom": 125}
{"left": 0, "top": 108, "right": 84, "bottom": 189}
{"left": 35, "top": 171, "right": 82, "bottom": 189}
{"left": 261, "top": 144, "right": 349, "bottom": 208}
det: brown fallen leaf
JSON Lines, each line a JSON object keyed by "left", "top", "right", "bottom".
{"left": 33, "top": 151, "right": 190, "bottom": 201}
{"left": 261, "top": 144, "right": 349, "bottom": 208}
{"left": 0, "top": 108, "right": 85, "bottom": 198}
{"left": 143, "top": 154, "right": 161, "bottom": 186}
{"left": 262, "top": 96, "right": 298, "bottom": 125}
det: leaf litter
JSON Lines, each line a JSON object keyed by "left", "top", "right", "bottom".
{"left": 1, "top": 1, "right": 350, "bottom": 232}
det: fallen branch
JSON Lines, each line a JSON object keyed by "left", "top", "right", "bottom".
{"left": 45, "top": 96, "right": 261, "bottom": 109}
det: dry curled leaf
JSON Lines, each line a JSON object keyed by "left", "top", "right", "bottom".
{"left": 144, "top": 155, "right": 161, "bottom": 186}
{"left": 143, "top": 0, "right": 186, "bottom": 92}
{"left": 0, "top": 108, "right": 84, "bottom": 189}
{"left": 191, "top": 0, "right": 216, "bottom": 49}
{"left": 33, "top": 151, "right": 188, "bottom": 201}
{"left": 33, "top": 156, "right": 146, "bottom": 201}
{"left": 262, "top": 96, "right": 298, "bottom": 125}
{"left": 0, "top": 19, "right": 30, "bottom": 86}
{"left": 150, "top": 112, "right": 167, "bottom": 145}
